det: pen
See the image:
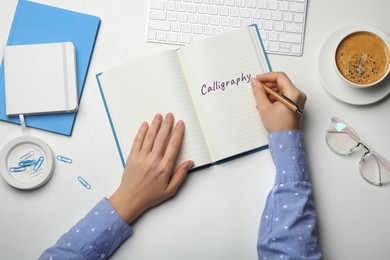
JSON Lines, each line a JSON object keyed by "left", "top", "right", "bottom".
{"left": 263, "top": 85, "right": 304, "bottom": 115}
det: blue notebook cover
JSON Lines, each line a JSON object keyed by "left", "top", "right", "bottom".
{"left": 0, "top": 0, "right": 100, "bottom": 136}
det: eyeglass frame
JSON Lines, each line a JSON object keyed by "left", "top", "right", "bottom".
{"left": 325, "top": 116, "right": 390, "bottom": 186}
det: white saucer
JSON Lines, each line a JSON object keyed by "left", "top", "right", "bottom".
{"left": 0, "top": 136, "right": 55, "bottom": 190}
{"left": 318, "top": 25, "right": 390, "bottom": 105}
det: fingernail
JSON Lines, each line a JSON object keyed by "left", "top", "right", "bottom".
{"left": 251, "top": 77, "right": 258, "bottom": 86}
{"left": 187, "top": 161, "right": 194, "bottom": 170}
{"left": 166, "top": 112, "right": 173, "bottom": 120}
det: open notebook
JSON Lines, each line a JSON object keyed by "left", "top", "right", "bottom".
{"left": 97, "top": 25, "right": 271, "bottom": 168}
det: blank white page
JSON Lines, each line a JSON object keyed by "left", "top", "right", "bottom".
{"left": 98, "top": 51, "right": 211, "bottom": 168}
{"left": 178, "top": 27, "right": 270, "bottom": 162}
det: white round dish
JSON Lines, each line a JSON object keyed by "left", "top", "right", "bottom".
{"left": 318, "top": 25, "right": 390, "bottom": 105}
{"left": 0, "top": 136, "right": 55, "bottom": 190}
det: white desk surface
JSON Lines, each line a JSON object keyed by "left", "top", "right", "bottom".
{"left": 1, "top": 0, "right": 390, "bottom": 259}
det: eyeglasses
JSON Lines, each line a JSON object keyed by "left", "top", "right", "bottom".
{"left": 325, "top": 116, "right": 390, "bottom": 186}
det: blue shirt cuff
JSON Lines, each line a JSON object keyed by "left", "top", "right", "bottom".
{"left": 66, "top": 198, "right": 134, "bottom": 259}
{"left": 268, "top": 130, "right": 310, "bottom": 184}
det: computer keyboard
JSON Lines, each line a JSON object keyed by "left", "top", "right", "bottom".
{"left": 146, "top": 0, "right": 307, "bottom": 56}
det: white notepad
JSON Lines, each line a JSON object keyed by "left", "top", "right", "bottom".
{"left": 4, "top": 42, "right": 78, "bottom": 116}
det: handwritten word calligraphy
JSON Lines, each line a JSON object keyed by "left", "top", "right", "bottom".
{"left": 200, "top": 73, "right": 252, "bottom": 96}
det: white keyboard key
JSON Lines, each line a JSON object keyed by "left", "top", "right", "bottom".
{"left": 148, "top": 20, "right": 170, "bottom": 31}
{"left": 172, "top": 23, "right": 182, "bottom": 32}
{"left": 229, "top": 8, "right": 239, "bottom": 17}
{"left": 279, "top": 2, "right": 289, "bottom": 11}
{"left": 285, "top": 23, "right": 303, "bottom": 33}
{"left": 178, "top": 13, "right": 188, "bottom": 22}
{"left": 274, "top": 22, "right": 284, "bottom": 32}
{"left": 220, "top": 17, "right": 230, "bottom": 26}
{"left": 290, "top": 3, "right": 305, "bottom": 13}
{"left": 294, "top": 13, "right": 304, "bottom": 23}
{"left": 291, "top": 44, "right": 302, "bottom": 54}
{"left": 149, "top": 11, "right": 167, "bottom": 20}
{"left": 269, "top": 42, "right": 279, "bottom": 52}
{"left": 179, "top": 33, "right": 192, "bottom": 44}
{"left": 182, "top": 24, "right": 192, "bottom": 33}
{"left": 204, "top": 26, "right": 214, "bottom": 35}
{"left": 166, "top": 2, "right": 176, "bottom": 11}
{"left": 193, "top": 24, "right": 203, "bottom": 34}
{"left": 199, "top": 15, "right": 209, "bottom": 24}
{"left": 280, "top": 47, "right": 290, "bottom": 53}
{"left": 268, "top": 32, "right": 278, "bottom": 41}
{"left": 188, "top": 14, "right": 199, "bottom": 23}
{"left": 279, "top": 32, "right": 302, "bottom": 43}
{"left": 251, "top": 10, "right": 261, "bottom": 19}
{"left": 157, "top": 32, "right": 168, "bottom": 41}
{"left": 263, "top": 21, "right": 273, "bottom": 31}
{"left": 214, "top": 27, "right": 224, "bottom": 35}
{"left": 210, "top": 16, "right": 220, "bottom": 25}
{"left": 268, "top": 1, "right": 278, "bottom": 10}
{"left": 231, "top": 18, "right": 241, "bottom": 28}
{"left": 257, "top": 0, "right": 267, "bottom": 9}
{"left": 198, "top": 5, "right": 207, "bottom": 14}
{"left": 176, "top": 3, "right": 186, "bottom": 12}
{"left": 247, "top": 0, "right": 257, "bottom": 9}
{"left": 219, "top": 6, "right": 229, "bottom": 16}
{"left": 280, "top": 42, "right": 291, "bottom": 49}
{"left": 283, "top": 12, "right": 293, "bottom": 22}
{"left": 150, "top": 0, "right": 165, "bottom": 10}
{"left": 262, "top": 11, "right": 272, "bottom": 20}
{"left": 208, "top": 6, "right": 218, "bottom": 15}
{"left": 236, "top": 0, "right": 246, "bottom": 8}
{"left": 187, "top": 3, "right": 197, "bottom": 13}
{"left": 168, "top": 33, "right": 178, "bottom": 42}
{"left": 272, "top": 11, "right": 282, "bottom": 21}
{"left": 146, "top": 30, "right": 157, "bottom": 40}
{"left": 225, "top": 0, "right": 235, "bottom": 7}
{"left": 240, "top": 8, "right": 250, "bottom": 18}
{"left": 167, "top": 12, "right": 177, "bottom": 21}
{"left": 215, "top": 0, "right": 224, "bottom": 5}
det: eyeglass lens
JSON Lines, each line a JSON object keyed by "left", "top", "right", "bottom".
{"left": 359, "top": 152, "right": 390, "bottom": 186}
{"left": 326, "top": 116, "right": 390, "bottom": 186}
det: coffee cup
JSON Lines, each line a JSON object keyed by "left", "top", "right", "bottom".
{"left": 334, "top": 27, "right": 390, "bottom": 88}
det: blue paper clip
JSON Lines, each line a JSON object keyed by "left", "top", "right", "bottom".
{"left": 20, "top": 151, "right": 34, "bottom": 160}
{"left": 57, "top": 155, "right": 73, "bottom": 164}
{"left": 18, "top": 159, "right": 37, "bottom": 167}
{"left": 9, "top": 166, "right": 27, "bottom": 173}
{"left": 77, "top": 176, "right": 91, "bottom": 189}
{"left": 33, "top": 156, "right": 44, "bottom": 171}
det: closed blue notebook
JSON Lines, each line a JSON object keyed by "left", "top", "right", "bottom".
{"left": 0, "top": 0, "right": 100, "bottom": 135}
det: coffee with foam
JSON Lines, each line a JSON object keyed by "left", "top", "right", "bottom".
{"left": 335, "top": 31, "right": 390, "bottom": 86}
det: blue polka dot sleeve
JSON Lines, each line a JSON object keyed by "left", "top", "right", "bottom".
{"left": 258, "top": 130, "right": 322, "bottom": 260}
{"left": 39, "top": 198, "right": 133, "bottom": 260}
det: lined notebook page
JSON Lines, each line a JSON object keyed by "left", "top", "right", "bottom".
{"left": 178, "top": 27, "right": 270, "bottom": 162}
{"left": 99, "top": 51, "right": 211, "bottom": 167}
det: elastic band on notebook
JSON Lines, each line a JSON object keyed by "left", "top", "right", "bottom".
{"left": 62, "top": 43, "right": 70, "bottom": 112}
{"left": 19, "top": 114, "right": 27, "bottom": 135}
